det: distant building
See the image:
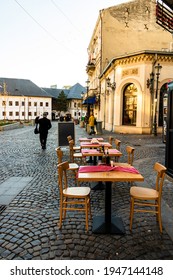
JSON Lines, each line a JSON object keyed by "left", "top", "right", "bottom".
{"left": 0, "top": 78, "right": 52, "bottom": 121}
{"left": 0, "top": 77, "right": 86, "bottom": 122}
{"left": 43, "top": 83, "right": 87, "bottom": 121}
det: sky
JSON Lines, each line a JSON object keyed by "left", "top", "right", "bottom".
{"left": 0, "top": 0, "right": 129, "bottom": 88}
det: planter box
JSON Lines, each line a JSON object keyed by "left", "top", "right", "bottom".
{"left": 0, "top": 122, "right": 24, "bottom": 131}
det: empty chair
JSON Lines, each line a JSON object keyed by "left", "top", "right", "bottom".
{"left": 67, "top": 135, "right": 80, "bottom": 152}
{"left": 113, "top": 145, "right": 135, "bottom": 167}
{"left": 114, "top": 138, "right": 121, "bottom": 162}
{"left": 129, "top": 162, "right": 167, "bottom": 233}
{"left": 55, "top": 147, "right": 79, "bottom": 182}
{"left": 109, "top": 136, "right": 114, "bottom": 146}
{"left": 115, "top": 139, "right": 121, "bottom": 151}
{"left": 69, "top": 140, "right": 84, "bottom": 164}
{"left": 58, "top": 161, "right": 91, "bottom": 231}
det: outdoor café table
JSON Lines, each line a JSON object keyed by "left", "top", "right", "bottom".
{"left": 80, "top": 141, "right": 112, "bottom": 149}
{"left": 80, "top": 142, "right": 112, "bottom": 165}
{"left": 77, "top": 165, "right": 144, "bottom": 234}
{"left": 79, "top": 137, "right": 104, "bottom": 142}
{"left": 81, "top": 149, "right": 103, "bottom": 165}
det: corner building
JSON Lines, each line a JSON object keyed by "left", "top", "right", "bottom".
{"left": 86, "top": 0, "right": 173, "bottom": 134}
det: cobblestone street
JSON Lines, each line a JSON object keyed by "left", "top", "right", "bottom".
{"left": 0, "top": 122, "right": 173, "bottom": 260}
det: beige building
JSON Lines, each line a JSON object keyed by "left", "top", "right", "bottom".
{"left": 86, "top": 0, "right": 173, "bottom": 134}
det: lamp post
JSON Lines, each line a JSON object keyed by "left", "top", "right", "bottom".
{"left": 153, "top": 63, "right": 162, "bottom": 136}
{"left": 85, "top": 79, "right": 90, "bottom": 117}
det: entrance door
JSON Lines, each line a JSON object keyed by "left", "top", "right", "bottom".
{"left": 123, "top": 83, "right": 137, "bottom": 125}
{"left": 165, "top": 83, "right": 173, "bottom": 177}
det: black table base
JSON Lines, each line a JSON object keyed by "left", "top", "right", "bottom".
{"left": 92, "top": 216, "right": 125, "bottom": 234}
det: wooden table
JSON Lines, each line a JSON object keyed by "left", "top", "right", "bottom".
{"left": 78, "top": 166, "right": 144, "bottom": 234}
{"left": 81, "top": 149, "right": 103, "bottom": 165}
{"left": 79, "top": 137, "right": 104, "bottom": 142}
{"left": 80, "top": 142, "right": 112, "bottom": 149}
{"left": 80, "top": 142, "right": 112, "bottom": 165}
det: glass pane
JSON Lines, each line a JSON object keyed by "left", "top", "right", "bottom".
{"left": 123, "top": 83, "right": 137, "bottom": 125}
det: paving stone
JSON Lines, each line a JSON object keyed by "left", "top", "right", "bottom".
{"left": 0, "top": 124, "right": 173, "bottom": 260}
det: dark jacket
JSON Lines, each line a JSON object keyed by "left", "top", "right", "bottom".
{"left": 35, "top": 116, "right": 52, "bottom": 135}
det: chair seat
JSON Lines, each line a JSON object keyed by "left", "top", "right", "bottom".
{"left": 74, "top": 152, "right": 83, "bottom": 157}
{"left": 68, "top": 163, "right": 79, "bottom": 170}
{"left": 73, "top": 146, "right": 81, "bottom": 151}
{"left": 63, "top": 187, "right": 90, "bottom": 196}
{"left": 113, "top": 162, "right": 131, "bottom": 167}
{"left": 130, "top": 186, "right": 159, "bottom": 199}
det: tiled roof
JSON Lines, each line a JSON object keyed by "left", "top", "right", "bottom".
{"left": 0, "top": 78, "right": 51, "bottom": 98}
{"left": 67, "top": 83, "right": 86, "bottom": 99}
{"left": 42, "top": 87, "right": 69, "bottom": 98}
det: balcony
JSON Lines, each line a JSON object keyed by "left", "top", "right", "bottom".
{"left": 86, "top": 60, "right": 96, "bottom": 74}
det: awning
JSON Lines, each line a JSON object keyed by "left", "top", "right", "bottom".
{"left": 83, "top": 96, "right": 96, "bottom": 105}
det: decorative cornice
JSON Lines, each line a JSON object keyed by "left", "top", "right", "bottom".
{"left": 115, "top": 53, "right": 173, "bottom": 66}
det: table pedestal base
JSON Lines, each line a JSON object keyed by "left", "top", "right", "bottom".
{"left": 91, "top": 182, "right": 105, "bottom": 190}
{"left": 92, "top": 216, "right": 125, "bottom": 234}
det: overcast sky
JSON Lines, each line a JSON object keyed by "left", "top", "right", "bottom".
{"left": 0, "top": 0, "right": 129, "bottom": 88}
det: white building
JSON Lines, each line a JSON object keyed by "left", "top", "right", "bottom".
{"left": 0, "top": 78, "right": 52, "bottom": 121}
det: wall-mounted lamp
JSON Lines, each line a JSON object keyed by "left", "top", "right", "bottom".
{"left": 146, "top": 72, "right": 154, "bottom": 93}
{"left": 106, "top": 77, "right": 116, "bottom": 90}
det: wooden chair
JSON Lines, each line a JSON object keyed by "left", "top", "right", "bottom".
{"left": 129, "top": 162, "right": 167, "bottom": 233}
{"left": 69, "top": 140, "right": 84, "bottom": 164}
{"left": 58, "top": 161, "right": 91, "bottom": 231}
{"left": 112, "top": 145, "right": 135, "bottom": 167}
{"left": 109, "top": 136, "right": 114, "bottom": 146}
{"left": 67, "top": 135, "right": 80, "bottom": 152}
{"left": 114, "top": 138, "right": 121, "bottom": 162}
{"left": 115, "top": 139, "right": 121, "bottom": 150}
{"left": 55, "top": 147, "right": 79, "bottom": 182}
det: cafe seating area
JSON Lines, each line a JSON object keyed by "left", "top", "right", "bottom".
{"left": 56, "top": 134, "right": 167, "bottom": 234}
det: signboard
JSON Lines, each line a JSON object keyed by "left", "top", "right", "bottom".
{"left": 156, "top": 1, "right": 173, "bottom": 33}
{"left": 57, "top": 121, "right": 75, "bottom": 146}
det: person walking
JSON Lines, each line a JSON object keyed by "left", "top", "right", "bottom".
{"left": 35, "top": 112, "right": 52, "bottom": 149}
{"left": 88, "top": 112, "right": 95, "bottom": 135}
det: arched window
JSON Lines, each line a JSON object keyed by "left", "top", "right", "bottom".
{"left": 123, "top": 83, "right": 137, "bottom": 125}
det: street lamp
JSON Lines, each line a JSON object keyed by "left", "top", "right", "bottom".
{"left": 153, "top": 63, "right": 162, "bottom": 136}
{"left": 85, "top": 79, "right": 90, "bottom": 117}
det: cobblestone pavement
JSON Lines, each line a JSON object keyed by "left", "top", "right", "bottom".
{"left": 0, "top": 122, "right": 173, "bottom": 260}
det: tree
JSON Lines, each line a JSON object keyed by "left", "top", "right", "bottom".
{"left": 56, "top": 91, "right": 68, "bottom": 112}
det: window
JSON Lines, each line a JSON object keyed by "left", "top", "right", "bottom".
{"left": 15, "top": 101, "right": 19, "bottom": 106}
{"left": 9, "top": 101, "right": 13, "bottom": 106}
{"left": 123, "top": 83, "right": 137, "bottom": 126}
{"left": 45, "top": 102, "right": 49, "bottom": 107}
{"left": 34, "top": 112, "right": 37, "bottom": 116}
{"left": 34, "top": 102, "right": 37, "bottom": 106}
{"left": 22, "top": 101, "right": 25, "bottom": 106}
{"left": 22, "top": 112, "right": 25, "bottom": 116}
{"left": 9, "top": 112, "right": 13, "bottom": 116}
{"left": 40, "top": 102, "right": 43, "bottom": 106}
{"left": 74, "top": 102, "right": 76, "bottom": 108}
{"left": 2, "top": 101, "right": 6, "bottom": 106}
{"left": 29, "top": 102, "right": 31, "bottom": 106}
{"left": 29, "top": 112, "right": 32, "bottom": 116}
{"left": 16, "top": 112, "right": 19, "bottom": 116}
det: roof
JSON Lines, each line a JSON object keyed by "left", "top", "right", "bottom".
{"left": 0, "top": 77, "right": 51, "bottom": 98}
{"left": 42, "top": 87, "right": 69, "bottom": 98}
{"left": 0, "top": 77, "right": 86, "bottom": 100}
{"left": 67, "top": 83, "right": 86, "bottom": 99}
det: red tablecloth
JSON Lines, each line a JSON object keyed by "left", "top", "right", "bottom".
{"left": 79, "top": 165, "right": 139, "bottom": 174}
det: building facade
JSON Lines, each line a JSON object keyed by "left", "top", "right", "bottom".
{"left": 86, "top": 0, "right": 173, "bottom": 134}
{"left": 0, "top": 78, "right": 52, "bottom": 121}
